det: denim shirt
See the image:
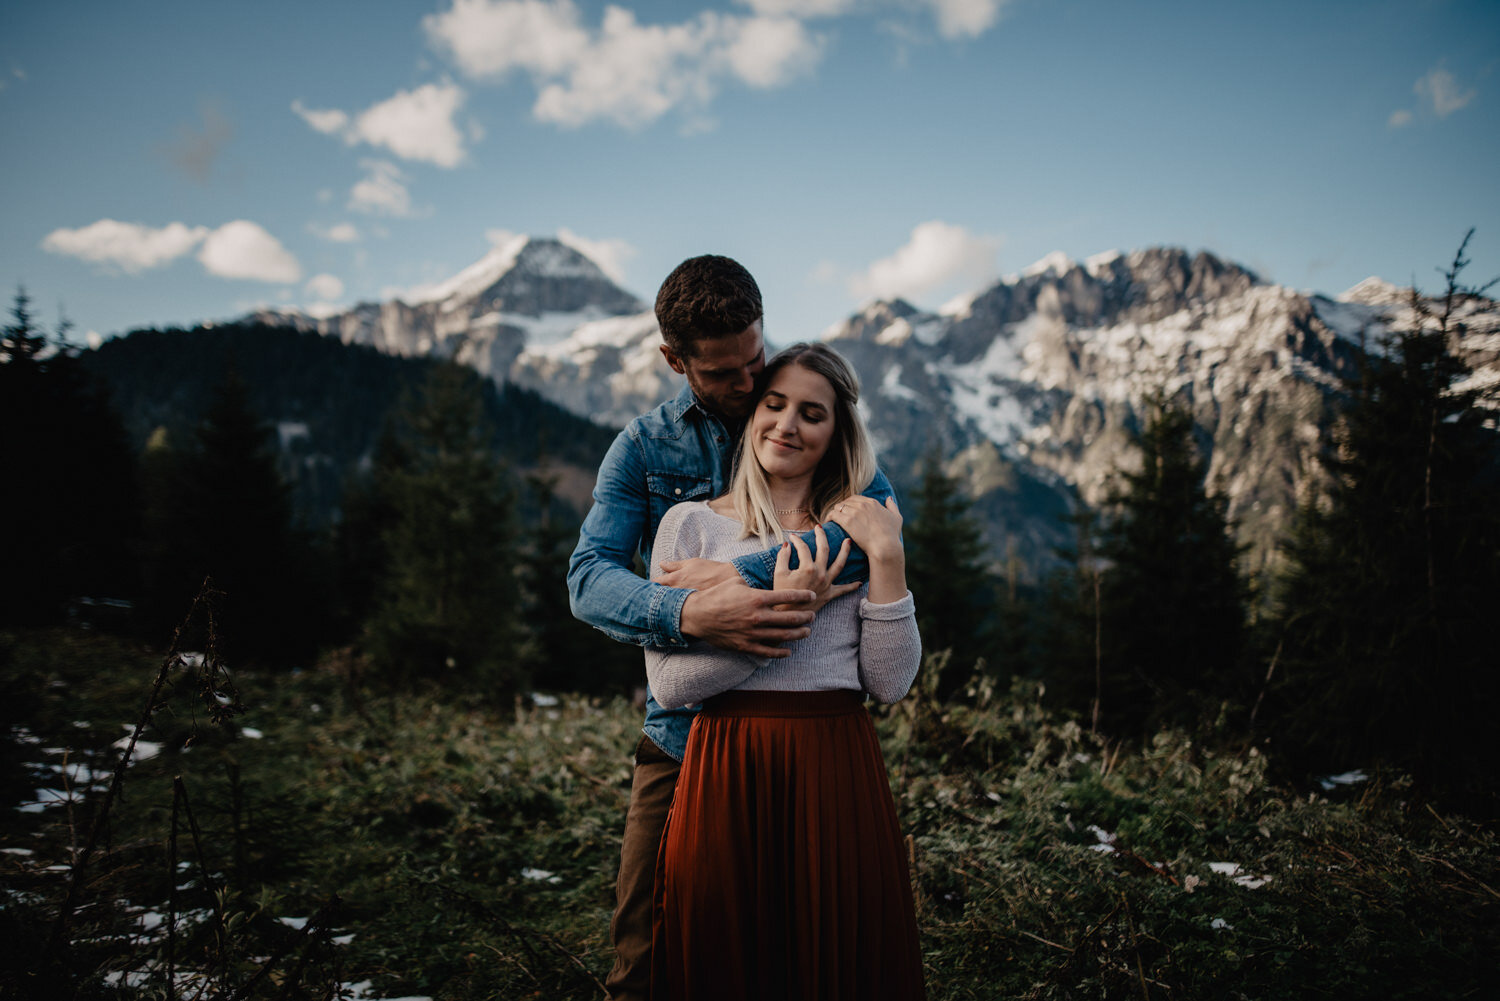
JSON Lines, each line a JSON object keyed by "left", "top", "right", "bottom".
{"left": 567, "top": 381, "right": 894, "bottom": 761}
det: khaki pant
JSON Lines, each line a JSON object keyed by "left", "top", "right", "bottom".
{"left": 604, "top": 735, "right": 680, "bottom": 1001}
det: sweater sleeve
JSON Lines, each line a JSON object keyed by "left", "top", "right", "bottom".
{"left": 645, "top": 505, "right": 766, "bottom": 709}
{"left": 856, "top": 591, "right": 922, "bottom": 703}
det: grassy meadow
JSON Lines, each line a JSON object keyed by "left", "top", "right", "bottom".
{"left": 2, "top": 629, "right": 1496, "bottom": 1000}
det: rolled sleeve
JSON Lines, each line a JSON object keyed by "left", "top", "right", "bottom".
{"left": 569, "top": 428, "right": 690, "bottom": 647}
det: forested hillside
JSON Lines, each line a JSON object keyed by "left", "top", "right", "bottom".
{"left": 81, "top": 322, "right": 618, "bottom": 526}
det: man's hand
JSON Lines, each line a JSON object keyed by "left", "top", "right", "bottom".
{"left": 679, "top": 579, "right": 818, "bottom": 658}
{"left": 655, "top": 557, "right": 742, "bottom": 590}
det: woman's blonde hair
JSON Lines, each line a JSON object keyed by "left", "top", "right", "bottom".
{"left": 729, "top": 342, "right": 877, "bottom": 545}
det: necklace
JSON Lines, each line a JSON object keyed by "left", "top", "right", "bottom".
{"left": 775, "top": 507, "right": 808, "bottom": 515}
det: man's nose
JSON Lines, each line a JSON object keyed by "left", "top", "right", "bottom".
{"left": 733, "top": 367, "right": 755, "bottom": 393}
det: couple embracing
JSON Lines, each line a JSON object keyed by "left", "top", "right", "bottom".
{"left": 568, "top": 255, "right": 926, "bottom": 1001}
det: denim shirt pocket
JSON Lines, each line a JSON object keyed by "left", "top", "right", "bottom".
{"left": 645, "top": 470, "right": 713, "bottom": 529}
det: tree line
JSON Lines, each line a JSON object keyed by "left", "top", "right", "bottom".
{"left": 905, "top": 234, "right": 1500, "bottom": 816}
{"left": 0, "top": 299, "right": 639, "bottom": 698}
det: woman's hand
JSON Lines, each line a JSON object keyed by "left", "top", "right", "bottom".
{"left": 830, "top": 496, "right": 904, "bottom": 563}
{"left": 773, "top": 523, "right": 858, "bottom": 612}
{"left": 831, "top": 496, "right": 907, "bottom": 604}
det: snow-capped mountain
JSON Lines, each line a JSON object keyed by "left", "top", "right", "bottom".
{"left": 251, "top": 235, "right": 674, "bottom": 426}
{"left": 251, "top": 236, "right": 1498, "bottom": 576}
{"left": 827, "top": 247, "right": 1498, "bottom": 574}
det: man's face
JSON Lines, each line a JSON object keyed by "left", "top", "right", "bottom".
{"left": 660, "top": 319, "right": 765, "bottom": 420}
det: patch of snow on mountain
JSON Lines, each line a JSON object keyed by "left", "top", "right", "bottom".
{"left": 941, "top": 331, "right": 1030, "bottom": 444}
{"left": 876, "top": 317, "right": 913, "bottom": 346}
{"left": 1021, "top": 251, "right": 1076, "bottom": 279}
{"left": 404, "top": 233, "right": 529, "bottom": 306}
{"left": 1085, "top": 249, "right": 1122, "bottom": 275}
{"left": 912, "top": 316, "right": 946, "bottom": 345}
{"left": 881, "top": 364, "right": 921, "bottom": 403}
{"left": 940, "top": 287, "right": 981, "bottom": 319}
{"left": 525, "top": 311, "right": 658, "bottom": 363}
{"left": 498, "top": 306, "right": 615, "bottom": 348}
{"left": 1338, "top": 276, "right": 1406, "bottom": 306}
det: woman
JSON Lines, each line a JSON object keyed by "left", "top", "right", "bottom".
{"left": 646, "top": 343, "right": 925, "bottom": 1001}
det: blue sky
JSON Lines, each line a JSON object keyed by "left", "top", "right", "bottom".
{"left": 3, "top": 0, "right": 1497, "bottom": 348}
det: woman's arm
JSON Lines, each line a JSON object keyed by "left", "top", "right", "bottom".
{"left": 645, "top": 505, "right": 768, "bottom": 709}
{"left": 836, "top": 495, "right": 921, "bottom": 702}
{"left": 857, "top": 593, "right": 922, "bottom": 703}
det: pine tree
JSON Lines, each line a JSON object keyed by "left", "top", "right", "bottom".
{"left": 363, "top": 363, "right": 523, "bottom": 696}
{"left": 1272, "top": 233, "right": 1500, "bottom": 811}
{"left": 138, "top": 368, "right": 317, "bottom": 661}
{"left": 0, "top": 289, "right": 137, "bottom": 625}
{"left": 516, "top": 470, "right": 640, "bottom": 694}
{"left": 1093, "top": 394, "right": 1247, "bottom": 736}
{"left": 904, "top": 448, "right": 995, "bottom": 696}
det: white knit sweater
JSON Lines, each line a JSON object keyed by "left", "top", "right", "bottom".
{"left": 646, "top": 501, "right": 922, "bottom": 710}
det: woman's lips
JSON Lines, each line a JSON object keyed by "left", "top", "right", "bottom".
{"left": 765, "top": 437, "right": 800, "bottom": 451}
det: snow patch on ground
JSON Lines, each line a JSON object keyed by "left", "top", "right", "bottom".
{"left": 1208, "top": 861, "right": 1272, "bottom": 889}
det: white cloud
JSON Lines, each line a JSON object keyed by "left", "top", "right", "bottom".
{"left": 725, "top": 16, "right": 823, "bottom": 89}
{"left": 353, "top": 83, "right": 469, "bottom": 167}
{"left": 424, "top": 0, "right": 590, "bottom": 77}
{"left": 556, "top": 227, "right": 637, "bottom": 283}
{"left": 291, "top": 99, "right": 350, "bottom": 136}
{"left": 1387, "top": 108, "right": 1413, "bottom": 128}
{"left": 1415, "top": 66, "right": 1475, "bottom": 118}
{"left": 41, "top": 220, "right": 208, "bottom": 273}
{"left": 293, "top": 82, "right": 470, "bottom": 167}
{"left": 850, "top": 220, "right": 1002, "bottom": 303}
{"left": 198, "top": 221, "right": 302, "bottom": 283}
{"left": 737, "top": 0, "right": 852, "bottom": 16}
{"left": 348, "top": 160, "right": 415, "bottom": 217}
{"left": 921, "top": 0, "right": 1009, "bottom": 39}
{"left": 304, "top": 273, "right": 345, "bottom": 301}
{"left": 427, "top": 0, "right": 821, "bottom": 129}
{"left": 309, "top": 222, "right": 361, "bottom": 243}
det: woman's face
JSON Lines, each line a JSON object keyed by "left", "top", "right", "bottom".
{"left": 751, "top": 362, "right": 837, "bottom": 485}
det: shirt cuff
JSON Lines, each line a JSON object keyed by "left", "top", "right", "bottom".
{"left": 859, "top": 591, "right": 915, "bottom": 620}
{"left": 651, "top": 585, "right": 694, "bottom": 647}
{"left": 730, "top": 549, "right": 774, "bottom": 588}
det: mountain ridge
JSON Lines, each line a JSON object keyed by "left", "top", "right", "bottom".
{"left": 237, "top": 235, "right": 1498, "bottom": 575}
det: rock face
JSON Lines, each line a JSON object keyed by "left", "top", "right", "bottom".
{"left": 826, "top": 248, "right": 1497, "bottom": 577}
{"left": 252, "top": 237, "right": 1498, "bottom": 577}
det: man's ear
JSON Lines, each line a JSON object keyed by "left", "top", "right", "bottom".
{"left": 660, "top": 343, "right": 688, "bottom": 375}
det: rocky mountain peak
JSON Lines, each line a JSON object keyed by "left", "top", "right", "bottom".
{"left": 406, "top": 235, "right": 644, "bottom": 318}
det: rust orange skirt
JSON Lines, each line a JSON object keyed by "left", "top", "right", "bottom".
{"left": 650, "top": 690, "right": 925, "bottom": 1001}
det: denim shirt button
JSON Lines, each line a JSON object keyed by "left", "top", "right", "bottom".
{"left": 674, "top": 487, "right": 681, "bottom": 495}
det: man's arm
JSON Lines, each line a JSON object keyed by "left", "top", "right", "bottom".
{"left": 727, "top": 468, "right": 897, "bottom": 588}
{"left": 567, "top": 429, "right": 691, "bottom": 647}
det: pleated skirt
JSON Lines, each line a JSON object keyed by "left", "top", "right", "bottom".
{"left": 650, "top": 690, "right": 926, "bottom": 1001}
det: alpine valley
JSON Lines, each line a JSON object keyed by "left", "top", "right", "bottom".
{"left": 101, "top": 234, "right": 1500, "bottom": 580}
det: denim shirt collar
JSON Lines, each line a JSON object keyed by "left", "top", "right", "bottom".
{"left": 670, "top": 381, "right": 743, "bottom": 442}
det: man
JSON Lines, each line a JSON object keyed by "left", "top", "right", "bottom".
{"left": 567, "top": 255, "right": 893, "bottom": 1001}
